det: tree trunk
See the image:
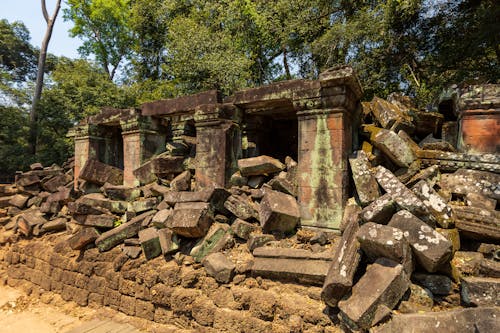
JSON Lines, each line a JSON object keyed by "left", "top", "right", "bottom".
{"left": 283, "top": 46, "right": 291, "bottom": 80}
{"left": 29, "top": 0, "right": 62, "bottom": 155}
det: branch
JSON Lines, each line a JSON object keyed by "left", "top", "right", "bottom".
{"left": 41, "top": 0, "right": 49, "bottom": 23}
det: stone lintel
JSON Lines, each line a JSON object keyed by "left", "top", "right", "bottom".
{"left": 141, "top": 90, "right": 221, "bottom": 116}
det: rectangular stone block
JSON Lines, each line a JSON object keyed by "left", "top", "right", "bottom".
{"left": 259, "top": 189, "right": 299, "bottom": 233}
{"left": 360, "top": 193, "right": 396, "bottom": 224}
{"left": 371, "top": 128, "right": 416, "bottom": 168}
{"left": 67, "top": 227, "right": 100, "bottom": 250}
{"left": 190, "top": 223, "right": 233, "bottom": 262}
{"left": 138, "top": 227, "right": 161, "bottom": 260}
{"left": 412, "top": 180, "right": 453, "bottom": 228}
{"left": 238, "top": 155, "right": 285, "bottom": 176}
{"left": 461, "top": 276, "right": 500, "bottom": 306}
{"left": 349, "top": 151, "right": 380, "bottom": 206}
{"left": 167, "top": 202, "right": 213, "bottom": 238}
{"left": 158, "top": 228, "right": 179, "bottom": 255}
{"left": 79, "top": 158, "right": 123, "bottom": 185}
{"left": 452, "top": 205, "right": 500, "bottom": 242}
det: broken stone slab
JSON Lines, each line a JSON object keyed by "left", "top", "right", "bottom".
{"left": 78, "top": 193, "right": 128, "bottom": 214}
{"left": 349, "top": 150, "right": 380, "bottom": 206}
{"left": 158, "top": 228, "right": 180, "bottom": 255}
{"left": 127, "top": 197, "right": 158, "bottom": 213}
{"left": 202, "top": 252, "right": 235, "bottom": 283}
{"left": 338, "top": 258, "right": 410, "bottom": 330}
{"left": 67, "top": 227, "right": 100, "bottom": 250}
{"left": 340, "top": 198, "right": 362, "bottom": 233}
{"left": 40, "top": 218, "right": 67, "bottom": 233}
{"left": 67, "top": 201, "right": 109, "bottom": 215}
{"left": 16, "top": 174, "right": 41, "bottom": 187}
{"left": 78, "top": 158, "right": 123, "bottom": 186}
{"left": 405, "top": 165, "right": 440, "bottom": 188}
{"left": 170, "top": 170, "right": 191, "bottom": 191}
{"left": 101, "top": 183, "right": 141, "bottom": 201}
{"left": 451, "top": 251, "right": 484, "bottom": 277}
{"left": 436, "top": 228, "right": 461, "bottom": 254}
{"left": 479, "top": 258, "right": 500, "bottom": 278}
{"left": 138, "top": 227, "right": 161, "bottom": 260}
{"left": 190, "top": 223, "right": 234, "bottom": 262}
{"left": 122, "top": 246, "right": 142, "bottom": 259}
{"left": 252, "top": 247, "right": 333, "bottom": 285}
{"left": 229, "top": 171, "right": 247, "bottom": 187}
{"left": 461, "top": 276, "right": 500, "bottom": 306}
{"left": 373, "top": 166, "right": 432, "bottom": 223}
{"left": 267, "top": 176, "right": 296, "bottom": 197}
{"left": 151, "top": 209, "right": 172, "bottom": 228}
{"left": 30, "top": 162, "right": 43, "bottom": 170}
{"left": 238, "top": 155, "right": 285, "bottom": 177}
{"left": 167, "top": 202, "right": 213, "bottom": 238}
{"left": 17, "top": 210, "right": 47, "bottom": 236}
{"left": 397, "top": 283, "right": 434, "bottom": 314}
{"left": 388, "top": 210, "right": 453, "bottom": 273}
{"left": 321, "top": 211, "right": 362, "bottom": 307}
{"left": 422, "top": 140, "right": 456, "bottom": 152}
{"left": 42, "top": 173, "right": 72, "bottom": 193}
{"left": 356, "top": 222, "right": 413, "bottom": 274}
{"left": 95, "top": 210, "right": 156, "bottom": 252}
{"left": 371, "top": 307, "right": 500, "bottom": 333}
{"left": 231, "top": 219, "right": 261, "bottom": 240}
{"left": 412, "top": 273, "right": 452, "bottom": 295}
{"left": 8, "top": 194, "right": 30, "bottom": 209}
{"left": 40, "top": 201, "right": 60, "bottom": 214}
{"left": 259, "top": 189, "right": 299, "bottom": 233}
{"left": 73, "top": 214, "right": 116, "bottom": 228}
{"left": 0, "top": 196, "right": 15, "bottom": 209}
{"left": 370, "top": 128, "right": 416, "bottom": 168}
{"left": 247, "top": 233, "right": 275, "bottom": 251}
{"left": 247, "top": 175, "right": 265, "bottom": 189}
{"left": 163, "top": 188, "right": 230, "bottom": 213}
{"left": 370, "top": 96, "right": 413, "bottom": 131}
{"left": 452, "top": 205, "right": 500, "bottom": 242}
{"left": 360, "top": 193, "right": 396, "bottom": 225}
{"left": 439, "top": 168, "right": 500, "bottom": 201}
{"left": 224, "top": 193, "right": 259, "bottom": 221}
{"left": 45, "top": 187, "right": 73, "bottom": 205}
{"left": 465, "top": 192, "right": 497, "bottom": 211}
{"left": 412, "top": 180, "right": 453, "bottom": 228}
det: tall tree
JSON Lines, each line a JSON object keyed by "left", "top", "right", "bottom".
{"left": 30, "top": 0, "right": 61, "bottom": 154}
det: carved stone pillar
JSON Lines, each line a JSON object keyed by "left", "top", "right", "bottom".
{"left": 194, "top": 104, "right": 242, "bottom": 189}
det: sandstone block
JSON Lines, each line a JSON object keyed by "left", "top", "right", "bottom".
{"left": 167, "top": 202, "right": 213, "bottom": 238}
{"left": 67, "top": 227, "right": 100, "bottom": 250}
{"left": 360, "top": 193, "right": 396, "bottom": 224}
{"left": 101, "top": 183, "right": 141, "bottom": 201}
{"left": 259, "top": 189, "right": 299, "bottom": 233}
{"left": 202, "top": 252, "right": 235, "bottom": 283}
{"left": 247, "top": 233, "right": 275, "bottom": 251}
{"left": 371, "top": 128, "right": 416, "bottom": 168}
{"left": 158, "top": 228, "right": 179, "bottom": 255}
{"left": 412, "top": 273, "right": 452, "bottom": 296}
{"left": 349, "top": 150, "right": 380, "bottom": 206}
{"left": 8, "top": 194, "right": 30, "bottom": 209}
{"left": 79, "top": 158, "right": 123, "bottom": 185}
{"left": 231, "top": 219, "right": 261, "bottom": 240}
{"left": 17, "top": 210, "right": 47, "bottom": 236}
{"left": 461, "top": 276, "right": 500, "bottom": 306}
{"left": 170, "top": 170, "right": 191, "bottom": 191}
{"left": 238, "top": 155, "right": 285, "bottom": 176}
{"left": 151, "top": 209, "right": 172, "bottom": 228}
{"left": 224, "top": 193, "right": 259, "bottom": 220}
{"left": 190, "top": 223, "right": 234, "bottom": 262}
{"left": 412, "top": 180, "right": 452, "bottom": 228}
{"left": 452, "top": 205, "right": 500, "bottom": 242}
{"left": 138, "top": 227, "right": 161, "bottom": 260}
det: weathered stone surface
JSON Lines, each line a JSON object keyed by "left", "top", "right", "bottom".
{"left": 412, "top": 273, "right": 452, "bottom": 295}
{"left": 374, "top": 166, "right": 431, "bottom": 222}
{"left": 252, "top": 247, "right": 333, "bottom": 285}
{"left": 101, "top": 184, "right": 141, "bottom": 201}
{"left": 190, "top": 223, "right": 234, "bottom": 262}
{"left": 170, "top": 171, "right": 191, "bottom": 191}
{"left": 122, "top": 246, "right": 142, "bottom": 259}
{"left": 439, "top": 169, "right": 500, "bottom": 201}
{"left": 452, "top": 205, "right": 500, "bottom": 242}
{"left": 340, "top": 198, "right": 362, "bottom": 233}
{"left": 158, "top": 228, "right": 179, "bottom": 255}
{"left": 40, "top": 217, "right": 67, "bottom": 232}
{"left": 30, "top": 162, "right": 43, "bottom": 170}
{"left": 436, "top": 228, "right": 461, "bottom": 254}
{"left": 388, "top": 210, "right": 452, "bottom": 273}
{"left": 67, "top": 201, "right": 108, "bottom": 215}
{"left": 229, "top": 171, "right": 247, "bottom": 187}
{"left": 466, "top": 192, "right": 497, "bottom": 210}
{"left": 95, "top": 210, "right": 155, "bottom": 252}
{"left": 479, "top": 258, "right": 500, "bottom": 278}
{"left": 349, "top": 151, "right": 380, "bottom": 206}
{"left": 138, "top": 227, "right": 161, "bottom": 260}
{"left": 412, "top": 180, "right": 453, "bottom": 228}
{"left": 151, "top": 209, "right": 172, "bottom": 228}
{"left": 8, "top": 194, "right": 30, "bottom": 209}
{"left": 42, "top": 173, "right": 72, "bottom": 193}
{"left": 224, "top": 193, "right": 258, "bottom": 220}
{"left": 0, "top": 196, "right": 14, "bottom": 209}
{"left": 67, "top": 227, "right": 100, "bottom": 250}
{"left": 16, "top": 174, "right": 40, "bottom": 187}
{"left": 360, "top": 193, "right": 396, "bottom": 224}
{"left": 322, "top": 212, "right": 361, "bottom": 307}
{"left": 405, "top": 165, "right": 440, "bottom": 188}
{"left": 247, "top": 233, "right": 275, "bottom": 251}
{"left": 398, "top": 283, "right": 433, "bottom": 314}
{"left": 167, "top": 202, "right": 213, "bottom": 238}
{"left": 202, "top": 253, "right": 235, "bottom": 283}
{"left": 259, "top": 189, "right": 299, "bottom": 233}
{"left": 79, "top": 158, "right": 123, "bottom": 185}
{"left": 267, "top": 177, "right": 296, "bottom": 196}
{"left": 128, "top": 197, "right": 158, "bottom": 213}
{"left": 163, "top": 188, "right": 230, "bottom": 212}
{"left": 74, "top": 214, "right": 116, "bottom": 228}
{"left": 238, "top": 155, "right": 285, "bottom": 177}
{"left": 45, "top": 187, "right": 72, "bottom": 205}
{"left": 370, "top": 96, "right": 413, "bottom": 131}
{"left": 371, "top": 307, "right": 500, "bottom": 333}
{"left": 78, "top": 194, "right": 128, "bottom": 214}
{"left": 338, "top": 258, "right": 410, "bottom": 330}
{"left": 371, "top": 128, "right": 416, "bottom": 168}
{"left": 17, "top": 210, "right": 47, "bottom": 236}
{"left": 231, "top": 219, "right": 261, "bottom": 240}
{"left": 357, "top": 222, "right": 413, "bottom": 274}
{"left": 461, "top": 276, "right": 500, "bottom": 306}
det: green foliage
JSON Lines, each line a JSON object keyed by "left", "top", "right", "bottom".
{"left": 0, "top": 106, "right": 31, "bottom": 176}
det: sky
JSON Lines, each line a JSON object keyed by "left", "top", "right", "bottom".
{"left": 3, "top": 0, "right": 83, "bottom": 58}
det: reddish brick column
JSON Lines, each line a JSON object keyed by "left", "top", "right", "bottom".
{"left": 457, "top": 109, "right": 500, "bottom": 154}
{"left": 194, "top": 104, "right": 241, "bottom": 189}
{"left": 71, "top": 124, "right": 102, "bottom": 189}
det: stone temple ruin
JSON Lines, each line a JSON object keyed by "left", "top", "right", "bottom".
{"left": 0, "top": 66, "right": 499, "bottom": 332}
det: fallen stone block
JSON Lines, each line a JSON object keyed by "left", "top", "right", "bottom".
{"left": 349, "top": 150, "right": 380, "bottom": 206}
{"left": 0, "top": 196, "right": 14, "bottom": 209}
{"left": 79, "top": 158, "right": 123, "bottom": 186}
{"left": 371, "top": 307, "right": 500, "bottom": 333}
{"left": 465, "top": 192, "right": 497, "bottom": 211}
{"left": 158, "top": 228, "right": 179, "bottom": 255}
{"left": 67, "top": 201, "right": 108, "bottom": 215}
{"left": 170, "top": 170, "right": 191, "bottom": 191}
{"left": 374, "top": 166, "right": 432, "bottom": 223}
{"left": 371, "top": 128, "right": 416, "bottom": 168}
{"left": 46, "top": 187, "right": 73, "bottom": 205}
{"left": 42, "top": 173, "right": 72, "bottom": 193}
{"left": 30, "top": 162, "right": 43, "bottom": 170}
{"left": 40, "top": 218, "right": 67, "bottom": 233}
{"left": 67, "top": 227, "right": 100, "bottom": 250}
{"left": 397, "top": 283, "right": 434, "bottom": 314}
{"left": 388, "top": 210, "right": 452, "bottom": 273}
{"left": 252, "top": 247, "right": 333, "bottom": 285}
{"left": 479, "top": 258, "right": 500, "bottom": 278}
{"left": 238, "top": 155, "right": 285, "bottom": 177}
{"left": 267, "top": 176, "right": 296, "bottom": 196}
{"left": 370, "top": 96, "right": 413, "bottom": 131}
{"left": 439, "top": 168, "right": 500, "bottom": 201}
{"left": 95, "top": 210, "right": 155, "bottom": 252}
{"left": 16, "top": 174, "right": 40, "bottom": 187}
{"left": 247, "top": 233, "right": 275, "bottom": 251}
{"left": 73, "top": 214, "right": 116, "bottom": 228}
{"left": 340, "top": 198, "right": 362, "bottom": 233}
{"left": 190, "top": 223, "right": 234, "bottom": 262}
{"left": 322, "top": 212, "right": 361, "bottom": 307}
{"left": 122, "top": 246, "right": 142, "bottom": 259}
{"left": 231, "top": 219, "right": 261, "bottom": 240}
{"left": 17, "top": 210, "right": 47, "bottom": 236}
{"left": 338, "top": 258, "right": 410, "bottom": 330}
{"left": 78, "top": 193, "right": 128, "bottom": 214}
{"left": 461, "top": 276, "right": 499, "bottom": 306}
{"left": 357, "top": 222, "right": 413, "bottom": 274}
{"left": 224, "top": 193, "right": 259, "bottom": 221}
{"left": 412, "top": 180, "right": 453, "bottom": 228}
{"left": 229, "top": 171, "right": 248, "bottom": 187}
{"left": 202, "top": 252, "right": 235, "bottom": 283}
{"left": 163, "top": 188, "right": 230, "bottom": 213}
{"left": 247, "top": 175, "right": 265, "bottom": 189}
{"left": 452, "top": 205, "right": 500, "bottom": 242}
{"left": 128, "top": 197, "right": 158, "bottom": 213}
{"left": 412, "top": 273, "right": 452, "bottom": 295}
{"left": 138, "top": 227, "right": 161, "bottom": 260}
{"left": 167, "top": 202, "right": 213, "bottom": 238}
{"left": 360, "top": 193, "right": 396, "bottom": 224}
{"left": 8, "top": 194, "right": 30, "bottom": 209}
{"left": 101, "top": 183, "right": 141, "bottom": 201}
{"left": 405, "top": 165, "right": 440, "bottom": 188}
{"left": 259, "top": 189, "right": 299, "bottom": 233}
{"left": 151, "top": 209, "right": 172, "bottom": 228}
